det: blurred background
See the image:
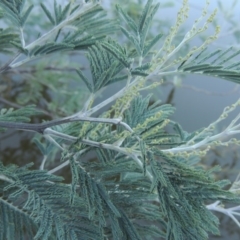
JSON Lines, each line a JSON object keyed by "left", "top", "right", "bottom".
{"left": 0, "top": 0, "right": 240, "bottom": 239}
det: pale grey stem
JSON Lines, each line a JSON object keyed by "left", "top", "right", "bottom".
{"left": 25, "top": 2, "right": 96, "bottom": 51}
{"left": 20, "top": 28, "right": 25, "bottom": 48}
{"left": 85, "top": 70, "right": 177, "bottom": 116}
{"left": 3, "top": 2, "right": 97, "bottom": 71}
{"left": 44, "top": 128, "right": 77, "bottom": 142}
{"left": 48, "top": 160, "right": 70, "bottom": 174}
{"left": 0, "top": 174, "right": 14, "bottom": 183}
{"left": 40, "top": 155, "right": 48, "bottom": 170}
{"left": 44, "top": 133, "right": 66, "bottom": 150}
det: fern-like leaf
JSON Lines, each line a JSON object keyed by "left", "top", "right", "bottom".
{"left": 0, "top": 0, "right": 33, "bottom": 26}
{"left": 40, "top": 3, "right": 55, "bottom": 25}
{"left": 76, "top": 69, "right": 93, "bottom": 92}
{"left": 78, "top": 147, "right": 166, "bottom": 239}
{"left": 178, "top": 47, "right": 240, "bottom": 84}
{"left": 0, "top": 105, "right": 41, "bottom": 132}
{"left": 20, "top": 4, "right": 33, "bottom": 26}
{"left": 143, "top": 32, "right": 163, "bottom": 56}
{"left": 101, "top": 40, "right": 131, "bottom": 68}
{"left": 148, "top": 149, "right": 240, "bottom": 240}
{"left": 0, "top": 0, "right": 21, "bottom": 26}
{"left": 10, "top": 40, "right": 28, "bottom": 54}
{"left": 0, "top": 28, "right": 20, "bottom": 54}
{"left": 87, "top": 40, "right": 126, "bottom": 92}
{"left": 0, "top": 162, "right": 102, "bottom": 240}
{"left": 117, "top": 0, "right": 161, "bottom": 57}
{"left": 115, "top": 4, "right": 138, "bottom": 34}
{"left": 29, "top": 42, "right": 74, "bottom": 56}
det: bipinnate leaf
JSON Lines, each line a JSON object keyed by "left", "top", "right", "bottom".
{"left": 178, "top": 48, "right": 240, "bottom": 84}
{"left": 101, "top": 41, "right": 131, "bottom": 68}
{"left": 117, "top": 0, "right": 161, "bottom": 57}
{"left": 0, "top": 0, "right": 33, "bottom": 26}
{"left": 40, "top": 3, "right": 55, "bottom": 25}
{"left": 76, "top": 69, "right": 93, "bottom": 92}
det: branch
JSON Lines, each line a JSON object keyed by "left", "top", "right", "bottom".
{"left": 207, "top": 201, "right": 240, "bottom": 227}
{"left": 0, "top": 174, "right": 14, "bottom": 183}
{"left": 0, "top": 115, "right": 125, "bottom": 134}
{"left": 0, "top": 1, "right": 98, "bottom": 73}
{"left": 162, "top": 98, "right": 240, "bottom": 153}
{"left": 45, "top": 129, "right": 153, "bottom": 180}
{"left": 84, "top": 70, "right": 177, "bottom": 116}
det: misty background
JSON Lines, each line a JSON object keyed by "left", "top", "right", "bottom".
{"left": 1, "top": 0, "right": 240, "bottom": 239}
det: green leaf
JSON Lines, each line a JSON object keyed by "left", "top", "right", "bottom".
{"left": 139, "top": 140, "right": 146, "bottom": 175}
{"left": 179, "top": 48, "right": 240, "bottom": 84}
{"left": 32, "top": 42, "right": 55, "bottom": 55}
{"left": 40, "top": 3, "right": 55, "bottom": 25}
{"left": 69, "top": 158, "right": 79, "bottom": 205}
{"left": 116, "top": 4, "right": 138, "bottom": 34}
{"left": 60, "top": 2, "right": 71, "bottom": 22}
{"left": 70, "top": 4, "right": 80, "bottom": 15}
{"left": 63, "top": 29, "right": 84, "bottom": 43}
{"left": 0, "top": 28, "right": 20, "bottom": 54}
{"left": 95, "top": 61, "right": 118, "bottom": 91}
{"left": 210, "top": 47, "right": 233, "bottom": 64}
{"left": 0, "top": 163, "right": 101, "bottom": 239}
{"left": 76, "top": 69, "right": 93, "bottom": 92}
{"left": 107, "top": 74, "right": 128, "bottom": 85}
{"left": 32, "top": 138, "right": 46, "bottom": 155}
{"left": 135, "top": 62, "right": 151, "bottom": 71}
{"left": 10, "top": 40, "right": 28, "bottom": 55}
{"left": 41, "top": 43, "right": 74, "bottom": 54}
{"left": 140, "top": 2, "right": 160, "bottom": 49}
{"left": 101, "top": 41, "right": 131, "bottom": 68}
{"left": 131, "top": 69, "right": 148, "bottom": 76}
{"left": 20, "top": 4, "right": 33, "bottom": 26}
{"left": 138, "top": 0, "right": 154, "bottom": 33}
{"left": 30, "top": 42, "right": 73, "bottom": 56}
{"left": 143, "top": 32, "right": 163, "bottom": 56}
{"left": 197, "top": 49, "right": 221, "bottom": 64}
{"left": 182, "top": 63, "right": 213, "bottom": 72}
{"left": 218, "top": 49, "right": 240, "bottom": 65}
{"left": 0, "top": 0, "right": 33, "bottom": 26}
{"left": 0, "top": 2, "right": 20, "bottom": 26}
{"left": 120, "top": 26, "right": 142, "bottom": 56}
{"left": 54, "top": 0, "right": 60, "bottom": 24}
{"left": 18, "top": 0, "right": 26, "bottom": 13}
